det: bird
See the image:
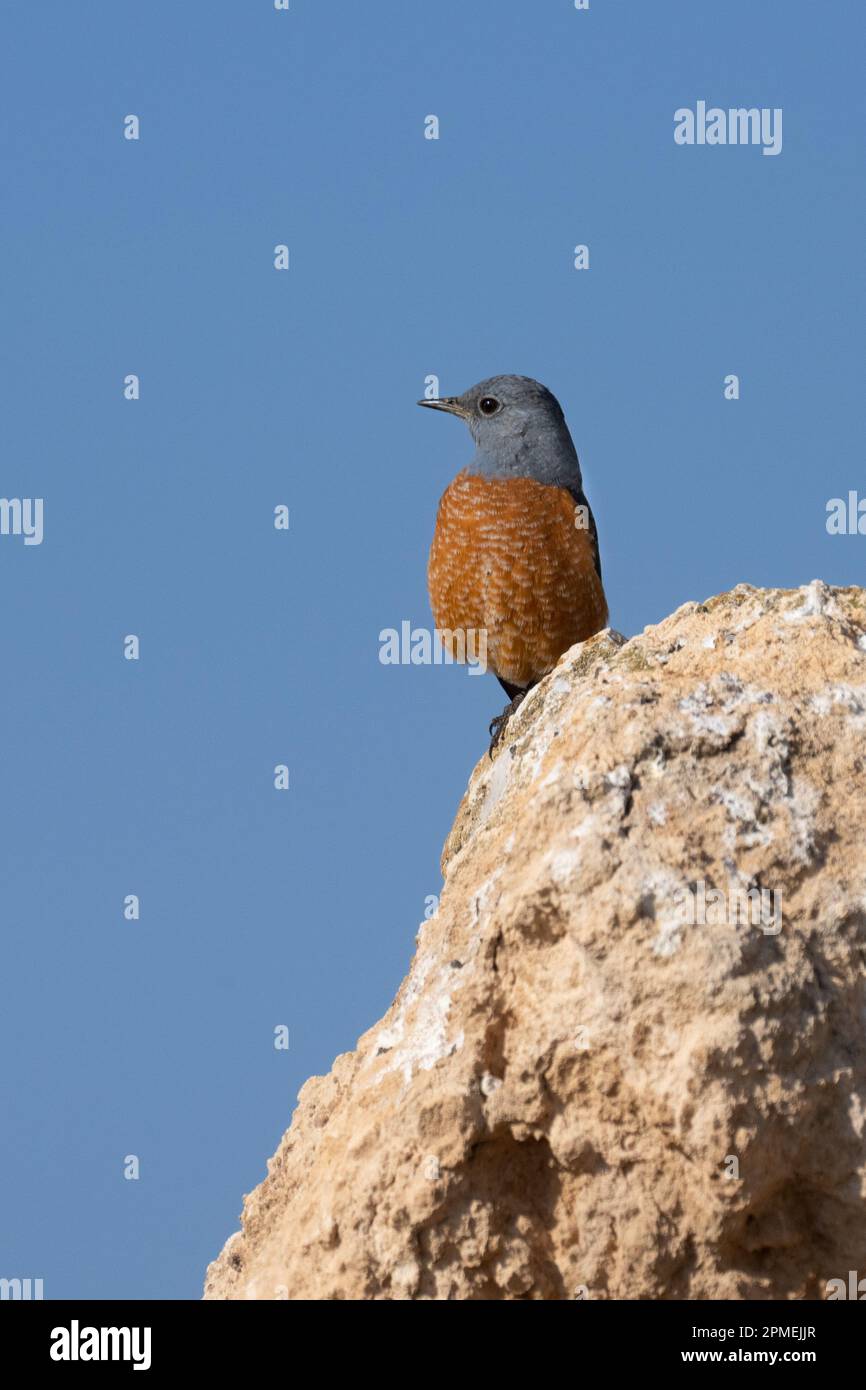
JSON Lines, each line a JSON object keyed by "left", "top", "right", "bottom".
{"left": 420, "top": 374, "right": 608, "bottom": 752}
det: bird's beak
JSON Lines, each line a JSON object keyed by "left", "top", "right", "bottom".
{"left": 417, "top": 396, "right": 466, "bottom": 418}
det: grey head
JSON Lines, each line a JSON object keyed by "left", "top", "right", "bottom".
{"left": 418, "top": 374, "right": 582, "bottom": 490}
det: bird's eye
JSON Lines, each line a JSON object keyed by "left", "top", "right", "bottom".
{"left": 478, "top": 397, "right": 500, "bottom": 416}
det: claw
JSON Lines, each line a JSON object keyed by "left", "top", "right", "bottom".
{"left": 487, "top": 691, "right": 527, "bottom": 758}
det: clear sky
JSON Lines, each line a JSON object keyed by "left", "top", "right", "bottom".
{"left": 1, "top": 1, "right": 863, "bottom": 1299}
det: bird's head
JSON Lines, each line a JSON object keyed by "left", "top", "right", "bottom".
{"left": 418, "top": 374, "right": 581, "bottom": 487}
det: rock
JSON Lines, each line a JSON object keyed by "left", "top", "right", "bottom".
{"left": 204, "top": 582, "right": 866, "bottom": 1301}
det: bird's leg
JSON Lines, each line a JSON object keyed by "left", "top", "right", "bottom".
{"left": 488, "top": 690, "right": 527, "bottom": 757}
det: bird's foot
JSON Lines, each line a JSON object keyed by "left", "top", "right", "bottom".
{"left": 488, "top": 691, "right": 527, "bottom": 758}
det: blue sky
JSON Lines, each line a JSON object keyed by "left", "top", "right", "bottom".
{"left": 1, "top": 1, "right": 863, "bottom": 1299}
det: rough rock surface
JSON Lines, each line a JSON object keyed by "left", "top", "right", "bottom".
{"left": 204, "top": 583, "right": 866, "bottom": 1300}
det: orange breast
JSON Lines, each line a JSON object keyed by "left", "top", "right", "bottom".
{"left": 427, "top": 471, "right": 609, "bottom": 689}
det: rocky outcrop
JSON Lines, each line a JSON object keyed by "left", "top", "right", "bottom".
{"left": 204, "top": 582, "right": 866, "bottom": 1300}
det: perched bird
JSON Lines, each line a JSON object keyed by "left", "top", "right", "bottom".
{"left": 420, "top": 375, "right": 608, "bottom": 750}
